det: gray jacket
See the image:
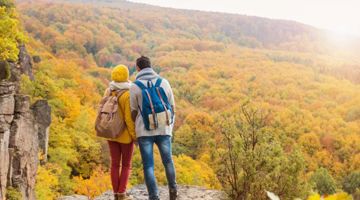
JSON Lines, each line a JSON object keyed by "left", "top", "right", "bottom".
{"left": 130, "top": 68, "right": 175, "bottom": 138}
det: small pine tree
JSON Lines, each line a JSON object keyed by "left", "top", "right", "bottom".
{"left": 311, "top": 168, "right": 336, "bottom": 196}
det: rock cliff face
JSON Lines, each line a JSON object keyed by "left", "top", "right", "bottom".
{"left": 0, "top": 46, "right": 51, "bottom": 200}
{"left": 59, "top": 185, "right": 226, "bottom": 200}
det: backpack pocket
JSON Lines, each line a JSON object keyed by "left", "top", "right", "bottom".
{"left": 148, "top": 109, "right": 172, "bottom": 130}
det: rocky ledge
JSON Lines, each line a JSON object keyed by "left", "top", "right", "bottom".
{"left": 0, "top": 46, "right": 51, "bottom": 200}
{"left": 59, "top": 185, "right": 226, "bottom": 200}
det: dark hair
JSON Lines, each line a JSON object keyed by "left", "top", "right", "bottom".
{"left": 136, "top": 56, "right": 151, "bottom": 70}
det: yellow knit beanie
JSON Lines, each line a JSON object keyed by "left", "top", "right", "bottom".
{"left": 111, "top": 65, "right": 129, "bottom": 82}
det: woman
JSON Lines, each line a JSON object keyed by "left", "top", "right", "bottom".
{"left": 104, "top": 65, "right": 136, "bottom": 200}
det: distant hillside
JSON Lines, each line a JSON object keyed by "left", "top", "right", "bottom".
{"left": 35, "top": 0, "right": 360, "bottom": 54}
{"left": 17, "top": 0, "right": 360, "bottom": 83}
{"left": 25, "top": 0, "right": 326, "bottom": 50}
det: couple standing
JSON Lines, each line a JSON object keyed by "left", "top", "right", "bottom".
{"left": 98, "top": 56, "right": 177, "bottom": 200}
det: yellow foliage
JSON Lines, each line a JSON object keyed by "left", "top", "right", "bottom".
{"left": 0, "top": 7, "right": 26, "bottom": 61}
{"left": 174, "top": 154, "right": 221, "bottom": 189}
{"left": 73, "top": 167, "right": 112, "bottom": 199}
{"left": 307, "top": 193, "right": 352, "bottom": 200}
{"left": 307, "top": 194, "right": 321, "bottom": 200}
{"left": 35, "top": 164, "right": 61, "bottom": 200}
{"left": 55, "top": 89, "right": 81, "bottom": 124}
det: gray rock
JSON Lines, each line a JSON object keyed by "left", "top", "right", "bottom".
{"left": 8, "top": 111, "right": 38, "bottom": 200}
{"left": 61, "top": 185, "right": 226, "bottom": 200}
{"left": 31, "top": 100, "right": 51, "bottom": 127}
{"left": 0, "top": 129, "right": 10, "bottom": 200}
{"left": 58, "top": 195, "right": 90, "bottom": 200}
{"left": 0, "top": 82, "right": 16, "bottom": 95}
{"left": 0, "top": 94, "right": 15, "bottom": 115}
{"left": 31, "top": 100, "right": 51, "bottom": 161}
{"left": 127, "top": 185, "right": 226, "bottom": 200}
{"left": 14, "top": 95, "right": 31, "bottom": 113}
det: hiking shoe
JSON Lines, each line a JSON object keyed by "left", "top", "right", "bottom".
{"left": 117, "top": 193, "right": 133, "bottom": 200}
{"left": 169, "top": 188, "right": 178, "bottom": 200}
{"left": 149, "top": 196, "right": 160, "bottom": 200}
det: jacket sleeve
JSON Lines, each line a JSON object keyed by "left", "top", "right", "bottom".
{"left": 123, "top": 93, "right": 136, "bottom": 141}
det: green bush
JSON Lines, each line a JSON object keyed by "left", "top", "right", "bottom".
{"left": 311, "top": 168, "right": 337, "bottom": 195}
{"left": 6, "top": 187, "right": 22, "bottom": 200}
{"left": 0, "top": 61, "right": 11, "bottom": 80}
{"left": 0, "top": 0, "right": 14, "bottom": 8}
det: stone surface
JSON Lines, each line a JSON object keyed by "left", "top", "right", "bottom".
{"left": 0, "top": 129, "right": 10, "bottom": 200}
{"left": 9, "top": 111, "right": 38, "bottom": 200}
{"left": 31, "top": 100, "right": 51, "bottom": 161}
{"left": 58, "top": 195, "right": 89, "bottom": 200}
{"left": 60, "top": 185, "right": 226, "bottom": 200}
{"left": 0, "top": 82, "right": 16, "bottom": 96}
{"left": 0, "top": 46, "right": 51, "bottom": 200}
{"left": 14, "top": 95, "right": 30, "bottom": 113}
{"left": 0, "top": 94, "right": 15, "bottom": 115}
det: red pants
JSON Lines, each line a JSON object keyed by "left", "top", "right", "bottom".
{"left": 108, "top": 141, "right": 134, "bottom": 193}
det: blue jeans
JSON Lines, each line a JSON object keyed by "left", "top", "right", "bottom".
{"left": 138, "top": 135, "right": 177, "bottom": 200}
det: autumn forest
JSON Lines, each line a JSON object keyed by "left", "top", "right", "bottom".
{"left": 1, "top": 0, "right": 360, "bottom": 199}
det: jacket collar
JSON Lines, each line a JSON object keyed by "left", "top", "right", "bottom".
{"left": 136, "top": 68, "right": 159, "bottom": 80}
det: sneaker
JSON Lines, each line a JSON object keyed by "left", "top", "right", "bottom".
{"left": 169, "top": 188, "right": 178, "bottom": 200}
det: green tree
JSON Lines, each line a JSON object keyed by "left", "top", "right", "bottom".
{"left": 215, "top": 104, "right": 308, "bottom": 200}
{"left": 311, "top": 168, "right": 337, "bottom": 196}
{"left": 342, "top": 171, "right": 360, "bottom": 195}
{"left": 0, "top": 0, "right": 14, "bottom": 8}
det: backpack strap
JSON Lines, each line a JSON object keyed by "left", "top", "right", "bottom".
{"left": 111, "top": 90, "right": 128, "bottom": 114}
{"left": 144, "top": 89, "right": 158, "bottom": 129}
{"left": 134, "top": 80, "right": 146, "bottom": 90}
{"left": 156, "top": 87, "right": 170, "bottom": 125}
{"left": 114, "top": 89, "right": 127, "bottom": 99}
{"left": 155, "top": 78, "right": 163, "bottom": 87}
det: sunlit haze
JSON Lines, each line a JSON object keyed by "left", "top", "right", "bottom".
{"left": 129, "top": 0, "right": 360, "bottom": 37}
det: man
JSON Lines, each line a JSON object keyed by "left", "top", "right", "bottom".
{"left": 130, "top": 56, "right": 177, "bottom": 200}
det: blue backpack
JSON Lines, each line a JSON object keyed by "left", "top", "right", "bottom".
{"left": 134, "top": 78, "right": 173, "bottom": 131}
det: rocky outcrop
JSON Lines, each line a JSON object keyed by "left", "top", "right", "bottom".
{"left": 31, "top": 100, "right": 51, "bottom": 163}
{"left": 9, "top": 45, "right": 34, "bottom": 83}
{"left": 59, "top": 185, "right": 226, "bottom": 200}
{"left": 0, "top": 46, "right": 51, "bottom": 200}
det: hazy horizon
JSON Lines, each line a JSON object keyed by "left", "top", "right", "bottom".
{"left": 129, "top": 0, "right": 360, "bottom": 37}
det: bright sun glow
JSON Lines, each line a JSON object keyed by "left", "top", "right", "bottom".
{"left": 129, "top": 0, "right": 360, "bottom": 37}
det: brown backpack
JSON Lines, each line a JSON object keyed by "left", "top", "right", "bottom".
{"left": 95, "top": 89, "right": 127, "bottom": 139}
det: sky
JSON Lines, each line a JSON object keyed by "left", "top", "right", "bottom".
{"left": 129, "top": 0, "right": 360, "bottom": 37}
